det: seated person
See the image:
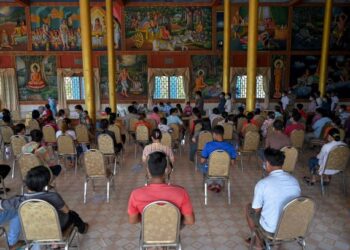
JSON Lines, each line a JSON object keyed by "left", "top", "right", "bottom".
{"left": 134, "top": 113, "right": 152, "bottom": 132}
{"left": 97, "top": 119, "right": 123, "bottom": 153}
{"left": 82, "top": 111, "right": 92, "bottom": 130}
{"left": 234, "top": 106, "right": 246, "bottom": 123}
{"left": 296, "top": 103, "right": 307, "bottom": 120}
{"left": 218, "top": 111, "right": 234, "bottom": 126}
{"left": 241, "top": 112, "right": 259, "bottom": 136}
{"left": 209, "top": 108, "right": 222, "bottom": 126}
{"left": 56, "top": 118, "right": 77, "bottom": 140}
{"left": 147, "top": 107, "right": 161, "bottom": 125}
{"left": 109, "top": 112, "right": 126, "bottom": 144}
{"left": 42, "top": 104, "right": 53, "bottom": 123}
{"left": 142, "top": 129, "right": 174, "bottom": 165}
{"left": 285, "top": 111, "right": 305, "bottom": 136}
{"left": 158, "top": 117, "right": 173, "bottom": 134}
{"left": 13, "top": 123, "right": 26, "bottom": 136}
{"left": 56, "top": 109, "right": 66, "bottom": 122}
{"left": 44, "top": 115, "right": 58, "bottom": 131}
{"left": 338, "top": 104, "right": 350, "bottom": 126}
{"left": 265, "top": 120, "right": 291, "bottom": 150}
{"left": 0, "top": 163, "right": 11, "bottom": 194}
{"left": 22, "top": 130, "right": 62, "bottom": 177}
{"left": 183, "top": 101, "right": 193, "bottom": 117}
{"left": 306, "top": 108, "right": 332, "bottom": 141}
{"left": 2, "top": 114, "right": 12, "bottom": 127}
{"left": 31, "top": 109, "right": 42, "bottom": 127}
{"left": 261, "top": 111, "right": 275, "bottom": 138}
{"left": 0, "top": 208, "right": 22, "bottom": 249}
{"left": 128, "top": 152, "right": 195, "bottom": 225}
{"left": 0, "top": 166, "right": 88, "bottom": 236}
{"left": 189, "top": 118, "right": 211, "bottom": 162}
{"left": 245, "top": 148, "right": 301, "bottom": 249}
{"left": 274, "top": 105, "right": 283, "bottom": 118}
{"left": 167, "top": 108, "right": 183, "bottom": 127}
{"left": 189, "top": 107, "right": 202, "bottom": 136}
{"left": 304, "top": 128, "right": 346, "bottom": 185}
{"left": 200, "top": 125, "right": 237, "bottom": 192}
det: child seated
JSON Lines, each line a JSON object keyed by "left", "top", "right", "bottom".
{"left": 158, "top": 117, "right": 173, "bottom": 134}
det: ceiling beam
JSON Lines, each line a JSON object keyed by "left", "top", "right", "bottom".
{"left": 14, "top": 0, "right": 30, "bottom": 6}
{"left": 289, "top": 0, "right": 303, "bottom": 6}
{"left": 115, "top": 0, "right": 126, "bottom": 6}
{"left": 212, "top": 0, "right": 221, "bottom": 6}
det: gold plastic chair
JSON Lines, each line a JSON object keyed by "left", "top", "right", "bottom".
{"left": 281, "top": 146, "right": 298, "bottom": 173}
{"left": 27, "top": 119, "right": 40, "bottom": 132}
{"left": 11, "top": 111, "right": 22, "bottom": 123}
{"left": 194, "top": 123, "right": 202, "bottom": 134}
{"left": 212, "top": 117, "right": 224, "bottom": 128}
{"left": 140, "top": 201, "right": 181, "bottom": 250}
{"left": 97, "top": 134, "right": 118, "bottom": 175}
{"left": 43, "top": 125, "right": 57, "bottom": 145}
{"left": 161, "top": 132, "right": 172, "bottom": 148}
{"left": 237, "top": 117, "right": 247, "bottom": 134}
{"left": 145, "top": 118, "right": 157, "bottom": 131}
{"left": 75, "top": 124, "right": 90, "bottom": 145}
{"left": 83, "top": 149, "right": 114, "bottom": 203}
{"left": 169, "top": 124, "right": 182, "bottom": 156}
{"left": 254, "top": 115, "right": 265, "bottom": 128}
{"left": 290, "top": 130, "right": 305, "bottom": 151}
{"left": 0, "top": 126, "right": 13, "bottom": 158}
{"left": 135, "top": 125, "right": 149, "bottom": 158}
{"left": 18, "top": 153, "right": 42, "bottom": 194}
{"left": 320, "top": 146, "right": 350, "bottom": 196}
{"left": 204, "top": 150, "right": 231, "bottom": 205}
{"left": 57, "top": 135, "right": 78, "bottom": 175}
{"left": 242, "top": 123, "right": 259, "bottom": 136}
{"left": 128, "top": 117, "right": 139, "bottom": 143}
{"left": 19, "top": 199, "right": 79, "bottom": 250}
{"left": 195, "top": 131, "right": 213, "bottom": 170}
{"left": 239, "top": 131, "right": 260, "bottom": 172}
{"left": 223, "top": 123, "right": 234, "bottom": 141}
{"left": 250, "top": 197, "right": 315, "bottom": 250}
{"left": 108, "top": 124, "right": 122, "bottom": 144}
{"left": 10, "top": 135, "right": 27, "bottom": 179}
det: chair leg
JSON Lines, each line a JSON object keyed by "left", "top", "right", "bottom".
{"left": 84, "top": 179, "right": 88, "bottom": 204}
{"left": 321, "top": 175, "right": 325, "bottom": 196}
{"left": 204, "top": 181, "right": 208, "bottom": 205}
{"left": 11, "top": 159, "right": 16, "bottom": 179}
{"left": 107, "top": 181, "right": 110, "bottom": 203}
{"left": 342, "top": 172, "right": 347, "bottom": 195}
{"left": 194, "top": 153, "right": 197, "bottom": 171}
{"left": 240, "top": 155, "right": 244, "bottom": 172}
{"left": 134, "top": 143, "right": 137, "bottom": 158}
{"left": 74, "top": 156, "right": 78, "bottom": 176}
{"left": 227, "top": 180, "right": 231, "bottom": 205}
{"left": 113, "top": 157, "right": 117, "bottom": 175}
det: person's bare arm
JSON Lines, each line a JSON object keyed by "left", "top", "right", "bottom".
{"left": 183, "top": 213, "right": 195, "bottom": 225}
{"left": 128, "top": 214, "right": 141, "bottom": 224}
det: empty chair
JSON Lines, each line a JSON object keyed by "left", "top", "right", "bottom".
{"left": 10, "top": 135, "right": 27, "bottom": 178}
{"left": 97, "top": 134, "right": 118, "bottom": 175}
{"left": 83, "top": 149, "right": 114, "bottom": 203}
{"left": 222, "top": 123, "right": 234, "bottom": 141}
{"left": 195, "top": 131, "right": 213, "bottom": 170}
{"left": 290, "top": 130, "right": 305, "bottom": 151}
{"left": 281, "top": 147, "right": 298, "bottom": 173}
{"left": 135, "top": 125, "right": 149, "bottom": 158}
{"left": 42, "top": 125, "right": 57, "bottom": 145}
{"left": 57, "top": 135, "right": 78, "bottom": 175}
{"left": 18, "top": 199, "right": 79, "bottom": 250}
{"left": 108, "top": 124, "right": 122, "bottom": 144}
{"left": 160, "top": 132, "right": 172, "bottom": 148}
{"left": 249, "top": 197, "right": 315, "bottom": 250}
{"left": 169, "top": 124, "right": 182, "bottom": 156}
{"left": 139, "top": 201, "right": 182, "bottom": 250}
{"left": 204, "top": 150, "right": 231, "bottom": 205}
{"left": 27, "top": 119, "right": 40, "bottom": 132}
{"left": 0, "top": 126, "right": 13, "bottom": 157}
{"left": 75, "top": 124, "right": 90, "bottom": 146}
{"left": 238, "top": 131, "right": 260, "bottom": 171}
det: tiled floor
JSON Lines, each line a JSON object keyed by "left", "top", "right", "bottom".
{"left": 3, "top": 143, "right": 350, "bottom": 250}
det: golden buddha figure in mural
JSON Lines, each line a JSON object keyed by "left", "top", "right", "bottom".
{"left": 27, "top": 63, "right": 46, "bottom": 90}
{"left": 273, "top": 59, "right": 284, "bottom": 99}
{"left": 194, "top": 70, "right": 207, "bottom": 92}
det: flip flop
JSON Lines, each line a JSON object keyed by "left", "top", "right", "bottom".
{"left": 303, "top": 176, "right": 316, "bottom": 186}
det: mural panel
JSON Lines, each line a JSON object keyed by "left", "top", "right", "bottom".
{"left": 0, "top": 7, "right": 27, "bottom": 51}
{"left": 271, "top": 55, "right": 287, "bottom": 99}
{"left": 229, "top": 6, "right": 288, "bottom": 51}
{"left": 16, "top": 56, "right": 58, "bottom": 101}
{"left": 330, "top": 7, "right": 350, "bottom": 50}
{"left": 290, "top": 55, "right": 320, "bottom": 99}
{"left": 125, "top": 6, "right": 212, "bottom": 51}
{"left": 100, "top": 55, "right": 147, "bottom": 100}
{"left": 327, "top": 56, "right": 350, "bottom": 98}
{"left": 292, "top": 7, "right": 324, "bottom": 50}
{"left": 191, "top": 55, "right": 222, "bottom": 99}
{"left": 31, "top": 6, "right": 81, "bottom": 51}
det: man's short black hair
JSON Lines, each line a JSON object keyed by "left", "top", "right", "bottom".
{"left": 160, "top": 117, "right": 167, "bottom": 125}
{"left": 100, "top": 119, "right": 109, "bottom": 130}
{"left": 2, "top": 114, "right": 11, "bottom": 123}
{"left": 264, "top": 148, "right": 285, "bottom": 167}
{"left": 32, "top": 110, "right": 40, "bottom": 119}
{"left": 212, "top": 125, "right": 224, "bottom": 136}
{"left": 30, "top": 129, "right": 43, "bottom": 142}
{"left": 296, "top": 103, "right": 303, "bottom": 110}
{"left": 153, "top": 107, "right": 159, "bottom": 113}
{"left": 25, "top": 166, "right": 51, "bottom": 192}
{"left": 268, "top": 111, "right": 275, "bottom": 119}
{"left": 75, "top": 105, "right": 83, "bottom": 111}
{"left": 148, "top": 151, "right": 167, "bottom": 177}
{"left": 45, "top": 104, "right": 51, "bottom": 109}
{"left": 105, "top": 107, "right": 112, "bottom": 115}
{"left": 292, "top": 110, "right": 301, "bottom": 122}
{"left": 13, "top": 123, "right": 25, "bottom": 135}
{"left": 170, "top": 108, "right": 177, "bottom": 115}
{"left": 213, "top": 108, "right": 219, "bottom": 114}
{"left": 273, "top": 119, "right": 284, "bottom": 131}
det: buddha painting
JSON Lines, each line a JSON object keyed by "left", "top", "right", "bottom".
{"left": 27, "top": 63, "right": 46, "bottom": 90}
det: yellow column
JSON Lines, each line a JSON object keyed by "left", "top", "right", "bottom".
{"left": 79, "top": 0, "right": 96, "bottom": 122}
{"left": 222, "top": 0, "right": 231, "bottom": 93}
{"left": 319, "top": 0, "right": 333, "bottom": 97}
{"left": 246, "top": 0, "right": 258, "bottom": 112}
{"left": 106, "top": 0, "right": 116, "bottom": 112}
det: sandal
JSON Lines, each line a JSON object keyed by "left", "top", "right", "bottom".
{"left": 303, "top": 176, "right": 316, "bottom": 186}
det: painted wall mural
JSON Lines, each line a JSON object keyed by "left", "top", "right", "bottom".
{"left": 16, "top": 56, "right": 58, "bottom": 101}
{"left": 290, "top": 55, "right": 320, "bottom": 98}
{"left": 327, "top": 56, "right": 350, "bottom": 98}
{"left": 330, "top": 7, "right": 350, "bottom": 50}
{"left": 292, "top": 7, "right": 324, "bottom": 50}
{"left": 31, "top": 6, "right": 81, "bottom": 51}
{"left": 191, "top": 55, "right": 222, "bottom": 99}
{"left": 124, "top": 6, "right": 212, "bottom": 51}
{"left": 100, "top": 55, "right": 147, "bottom": 100}
{"left": 0, "top": 7, "right": 27, "bottom": 51}
{"left": 271, "top": 55, "right": 287, "bottom": 99}
{"left": 229, "top": 6, "right": 288, "bottom": 51}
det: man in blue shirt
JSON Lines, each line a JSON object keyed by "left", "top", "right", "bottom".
{"left": 167, "top": 108, "right": 183, "bottom": 126}
{"left": 305, "top": 108, "right": 332, "bottom": 141}
{"left": 200, "top": 125, "right": 237, "bottom": 192}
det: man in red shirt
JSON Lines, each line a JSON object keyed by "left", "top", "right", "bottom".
{"left": 128, "top": 151, "right": 195, "bottom": 225}
{"left": 134, "top": 113, "right": 152, "bottom": 132}
{"left": 285, "top": 111, "right": 305, "bottom": 136}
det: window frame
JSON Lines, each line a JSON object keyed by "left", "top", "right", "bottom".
{"left": 153, "top": 75, "right": 185, "bottom": 100}
{"left": 235, "top": 74, "right": 266, "bottom": 100}
{"left": 64, "top": 75, "right": 85, "bottom": 101}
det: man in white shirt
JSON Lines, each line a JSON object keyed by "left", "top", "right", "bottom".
{"left": 280, "top": 91, "right": 289, "bottom": 111}
{"left": 209, "top": 108, "right": 222, "bottom": 126}
{"left": 331, "top": 92, "right": 339, "bottom": 112}
{"left": 245, "top": 148, "right": 301, "bottom": 248}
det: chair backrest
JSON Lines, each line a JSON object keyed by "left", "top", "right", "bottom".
{"left": 320, "top": 122, "right": 332, "bottom": 139}
{"left": 254, "top": 115, "right": 265, "bottom": 128}
{"left": 57, "top": 135, "right": 75, "bottom": 155}
{"left": 11, "top": 135, "right": 27, "bottom": 157}
{"left": 339, "top": 128, "right": 345, "bottom": 141}
{"left": 83, "top": 149, "right": 107, "bottom": 177}
{"left": 136, "top": 125, "right": 149, "bottom": 142}
{"left": 108, "top": 124, "right": 122, "bottom": 144}
{"left": 0, "top": 126, "right": 13, "bottom": 144}
{"left": 18, "top": 153, "right": 42, "bottom": 180}
{"left": 11, "top": 111, "right": 21, "bottom": 122}
{"left": 243, "top": 123, "right": 259, "bottom": 135}
{"left": 290, "top": 130, "right": 305, "bottom": 149}
{"left": 97, "top": 134, "right": 115, "bottom": 154}
{"left": 28, "top": 119, "right": 40, "bottom": 132}
{"left": 161, "top": 132, "right": 172, "bottom": 148}
{"left": 212, "top": 117, "right": 224, "bottom": 128}
{"left": 274, "top": 197, "right": 315, "bottom": 241}
{"left": 19, "top": 199, "right": 63, "bottom": 242}
{"left": 145, "top": 119, "right": 157, "bottom": 131}
{"left": 194, "top": 123, "right": 202, "bottom": 134}
{"left": 129, "top": 118, "right": 139, "bottom": 132}
{"left": 75, "top": 124, "right": 90, "bottom": 144}
{"left": 197, "top": 131, "right": 213, "bottom": 151}
{"left": 56, "top": 119, "right": 64, "bottom": 131}
{"left": 323, "top": 145, "right": 350, "bottom": 172}
{"left": 223, "top": 123, "right": 234, "bottom": 140}
{"left": 242, "top": 131, "right": 260, "bottom": 151}
{"left": 266, "top": 125, "right": 274, "bottom": 138}
{"left": 169, "top": 124, "right": 180, "bottom": 141}
{"left": 281, "top": 146, "right": 298, "bottom": 173}
{"left": 208, "top": 150, "right": 231, "bottom": 177}
{"left": 42, "top": 125, "right": 56, "bottom": 144}
{"left": 237, "top": 118, "right": 247, "bottom": 133}
{"left": 141, "top": 201, "right": 180, "bottom": 245}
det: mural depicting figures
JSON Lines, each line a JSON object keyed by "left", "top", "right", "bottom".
{"left": 290, "top": 56, "right": 320, "bottom": 98}
{"left": 100, "top": 55, "right": 147, "bottom": 100}
{"left": 31, "top": 6, "right": 81, "bottom": 51}
{"left": 326, "top": 56, "right": 350, "bottom": 98}
{"left": 191, "top": 55, "right": 222, "bottom": 99}
{"left": 330, "top": 7, "right": 350, "bottom": 50}
{"left": 292, "top": 7, "right": 324, "bottom": 50}
{"left": 271, "top": 55, "right": 287, "bottom": 99}
{"left": 228, "top": 6, "right": 288, "bottom": 51}
{"left": 0, "top": 7, "right": 27, "bottom": 51}
{"left": 16, "top": 56, "right": 58, "bottom": 101}
{"left": 125, "top": 6, "right": 212, "bottom": 51}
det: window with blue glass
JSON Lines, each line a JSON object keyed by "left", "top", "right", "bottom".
{"left": 64, "top": 76, "right": 85, "bottom": 100}
{"left": 235, "top": 75, "right": 265, "bottom": 99}
{"left": 153, "top": 76, "right": 185, "bottom": 99}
